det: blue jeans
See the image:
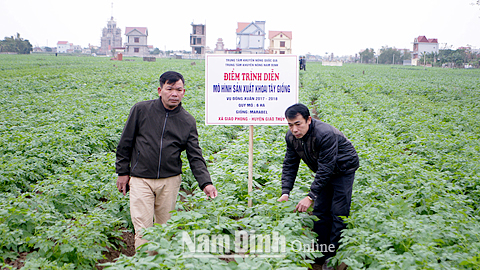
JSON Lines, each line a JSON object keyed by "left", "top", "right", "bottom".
{"left": 313, "top": 171, "right": 355, "bottom": 259}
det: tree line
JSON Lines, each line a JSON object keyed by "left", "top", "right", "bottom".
{"left": 420, "top": 49, "right": 479, "bottom": 67}
{"left": 358, "top": 46, "right": 479, "bottom": 67}
{"left": 0, "top": 33, "right": 33, "bottom": 54}
{"left": 359, "top": 47, "right": 411, "bottom": 64}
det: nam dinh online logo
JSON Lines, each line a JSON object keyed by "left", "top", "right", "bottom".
{"left": 181, "top": 230, "right": 334, "bottom": 258}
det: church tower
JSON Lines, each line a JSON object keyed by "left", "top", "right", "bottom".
{"left": 99, "top": 4, "right": 122, "bottom": 55}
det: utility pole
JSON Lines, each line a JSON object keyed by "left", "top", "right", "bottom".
{"left": 423, "top": 52, "right": 426, "bottom": 70}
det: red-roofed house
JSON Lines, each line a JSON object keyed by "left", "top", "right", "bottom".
{"left": 125, "top": 27, "right": 149, "bottom": 57}
{"left": 236, "top": 23, "right": 250, "bottom": 33}
{"left": 268, "top": 31, "right": 292, "bottom": 54}
{"left": 413, "top": 35, "right": 439, "bottom": 59}
{"left": 236, "top": 21, "right": 266, "bottom": 54}
{"left": 57, "top": 41, "right": 71, "bottom": 53}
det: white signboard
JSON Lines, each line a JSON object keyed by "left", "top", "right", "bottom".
{"left": 205, "top": 54, "right": 298, "bottom": 125}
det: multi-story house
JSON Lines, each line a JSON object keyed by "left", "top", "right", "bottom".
{"left": 268, "top": 31, "right": 292, "bottom": 54}
{"left": 57, "top": 41, "right": 71, "bottom": 53}
{"left": 413, "top": 35, "right": 439, "bottom": 59}
{"left": 124, "top": 27, "right": 149, "bottom": 57}
{"left": 190, "top": 23, "right": 206, "bottom": 55}
{"left": 236, "top": 21, "right": 266, "bottom": 54}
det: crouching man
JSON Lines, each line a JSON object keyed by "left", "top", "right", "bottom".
{"left": 278, "top": 103, "right": 359, "bottom": 269}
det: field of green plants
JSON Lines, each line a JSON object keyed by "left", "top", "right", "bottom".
{"left": 1, "top": 55, "right": 479, "bottom": 269}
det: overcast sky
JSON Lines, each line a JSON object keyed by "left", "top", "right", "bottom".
{"left": 1, "top": 0, "right": 479, "bottom": 56}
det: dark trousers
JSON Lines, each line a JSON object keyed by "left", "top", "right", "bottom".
{"left": 313, "top": 172, "right": 355, "bottom": 260}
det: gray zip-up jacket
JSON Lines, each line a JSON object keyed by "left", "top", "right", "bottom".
{"left": 281, "top": 119, "right": 359, "bottom": 200}
{"left": 116, "top": 98, "right": 212, "bottom": 190}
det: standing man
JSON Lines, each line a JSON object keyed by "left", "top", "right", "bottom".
{"left": 277, "top": 103, "right": 358, "bottom": 269}
{"left": 116, "top": 71, "right": 217, "bottom": 249}
{"left": 300, "top": 56, "right": 306, "bottom": 71}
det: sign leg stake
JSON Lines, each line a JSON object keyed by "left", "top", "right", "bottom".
{"left": 248, "top": 125, "right": 253, "bottom": 207}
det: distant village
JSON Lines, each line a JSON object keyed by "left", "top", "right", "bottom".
{"left": 32, "top": 18, "right": 294, "bottom": 59}
{"left": 26, "top": 17, "right": 479, "bottom": 67}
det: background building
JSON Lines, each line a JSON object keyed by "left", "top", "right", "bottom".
{"left": 56, "top": 41, "right": 72, "bottom": 53}
{"left": 190, "top": 23, "right": 206, "bottom": 55}
{"left": 99, "top": 17, "right": 122, "bottom": 55}
{"left": 236, "top": 21, "right": 266, "bottom": 54}
{"left": 214, "top": 38, "right": 225, "bottom": 54}
{"left": 413, "top": 35, "right": 439, "bottom": 59}
{"left": 124, "top": 27, "right": 149, "bottom": 57}
{"left": 268, "top": 31, "right": 292, "bottom": 54}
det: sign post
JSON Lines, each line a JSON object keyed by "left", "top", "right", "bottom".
{"left": 248, "top": 125, "right": 253, "bottom": 207}
{"left": 205, "top": 54, "right": 298, "bottom": 206}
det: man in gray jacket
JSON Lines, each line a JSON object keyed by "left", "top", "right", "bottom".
{"left": 116, "top": 71, "right": 217, "bottom": 249}
{"left": 277, "top": 103, "right": 358, "bottom": 269}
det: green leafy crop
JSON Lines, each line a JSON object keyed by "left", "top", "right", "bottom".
{"left": 1, "top": 56, "right": 479, "bottom": 269}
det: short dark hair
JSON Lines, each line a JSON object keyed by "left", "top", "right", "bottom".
{"left": 159, "top": 71, "right": 184, "bottom": 87}
{"left": 285, "top": 103, "right": 310, "bottom": 120}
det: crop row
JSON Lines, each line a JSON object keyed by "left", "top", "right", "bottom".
{"left": 302, "top": 65, "right": 480, "bottom": 269}
{"left": 0, "top": 55, "right": 172, "bottom": 269}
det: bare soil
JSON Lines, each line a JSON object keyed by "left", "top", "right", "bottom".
{"left": 96, "top": 229, "right": 136, "bottom": 270}
{"left": 2, "top": 252, "right": 28, "bottom": 269}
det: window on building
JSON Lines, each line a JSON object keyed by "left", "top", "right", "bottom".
{"left": 280, "top": 41, "right": 285, "bottom": 47}
{"left": 134, "top": 48, "right": 139, "bottom": 53}
{"left": 134, "top": 37, "right": 139, "bottom": 43}
{"left": 197, "top": 38, "right": 202, "bottom": 44}
{"left": 280, "top": 51, "right": 285, "bottom": 54}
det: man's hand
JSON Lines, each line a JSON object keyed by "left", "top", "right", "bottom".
{"left": 277, "top": 194, "right": 289, "bottom": 202}
{"left": 203, "top": 184, "right": 218, "bottom": 199}
{"left": 294, "top": 196, "right": 313, "bottom": 212}
{"left": 116, "top": 175, "right": 130, "bottom": 196}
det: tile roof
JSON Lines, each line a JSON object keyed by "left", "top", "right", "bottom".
{"left": 417, "top": 35, "right": 428, "bottom": 42}
{"left": 57, "top": 41, "right": 68, "bottom": 45}
{"left": 269, "top": 31, "right": 292, "bottom": 39}
{"left": 236, "top": 22, "right": 250, "bottom": 33}
{"left": 125, "top": 27, "right": 148, "bottom": 35}
{"left": 417, "top": 35, "right": 438, "bottom": 43}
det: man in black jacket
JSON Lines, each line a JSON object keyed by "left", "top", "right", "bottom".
{"left": 277, "top": 103, "right": 358, "bottom": 267}
{"left": 116, "top": 71, "right": 217, "bottom": 249}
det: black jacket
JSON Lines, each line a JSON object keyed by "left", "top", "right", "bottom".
{"left": 116, "top": 98, "right": 212, "bottom": 189}
{"left": 281, "top": 118, "right": 359, "bottom": 200}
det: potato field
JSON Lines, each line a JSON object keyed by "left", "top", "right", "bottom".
{"left": 0, "top": 55, "right": 479, "bottom": 269}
